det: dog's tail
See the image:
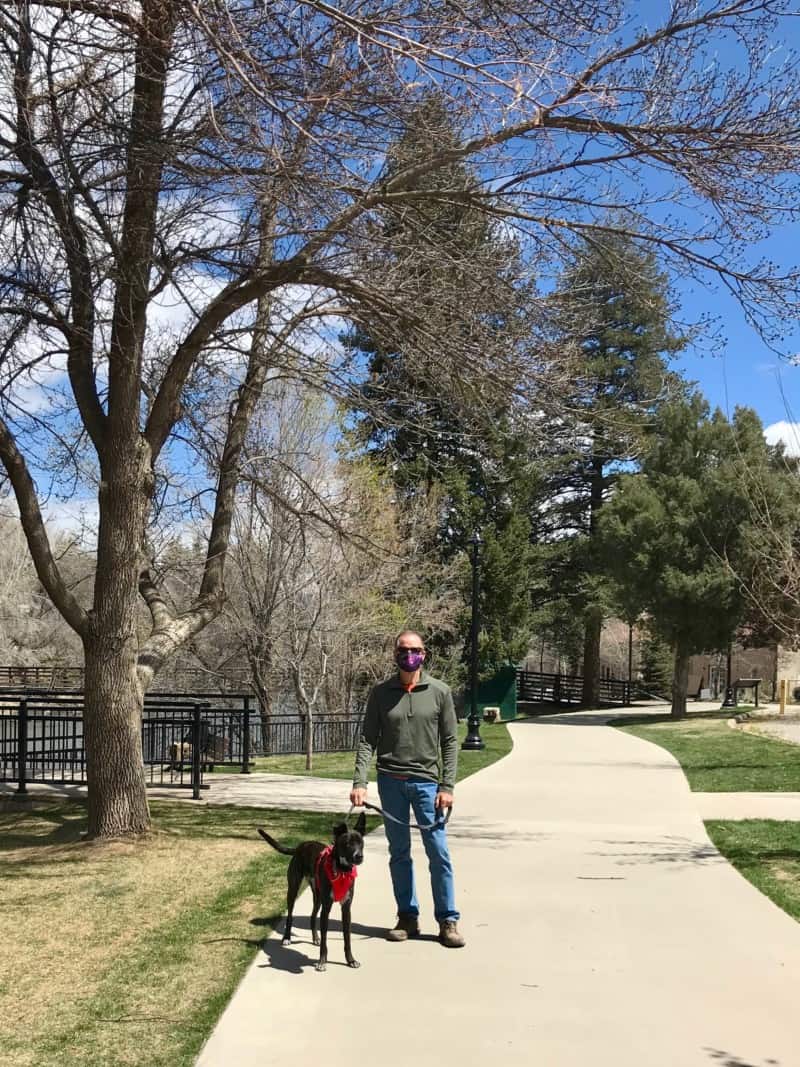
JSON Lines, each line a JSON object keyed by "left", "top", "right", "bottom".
{"left": 257, "top": 827, "right": 295, "bottom": 856}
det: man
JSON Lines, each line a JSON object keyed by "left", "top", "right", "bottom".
{"left": 350, "top": 630, "right": 465, "bottom": 948}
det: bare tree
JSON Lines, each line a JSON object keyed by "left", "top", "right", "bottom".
{"left": 716, "top": 449, "right": 800, "bottom": 646}
{"left": 223, "top": 379, "right": 338, "bottom": 746}
{"left": 2, "top": 0, "right": 800, "bottom": 835}
{"left": 224, "top": 392, "right": 464, "bottom": 756}
{"left": 281, "top": 540, "right": 330, "bottom": 772}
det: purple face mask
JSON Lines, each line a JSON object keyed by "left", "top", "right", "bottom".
{"left": 396, "top": 649, "right": 424, "bottom": 673}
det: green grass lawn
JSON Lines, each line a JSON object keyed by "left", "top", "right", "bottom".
{"left": 0, "top": 800, "right": 379, "bottom": 1067}
{"left": 246, "top": 719, "right": 513, "bottom": 783}
{"left": 617, "top": 714, "right": 800, "bottom": 791}
{"left": 706, "top": 819, "right": 800, "bottom": 922}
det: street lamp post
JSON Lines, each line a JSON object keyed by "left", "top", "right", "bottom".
{"left": 462, "top": 530, "right": 485, "bottom": 751}
{"left": 722, "top": 640, "right": 737, "bottom": 708}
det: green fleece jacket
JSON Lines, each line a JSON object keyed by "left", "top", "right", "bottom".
{"left": 352, "top": 670, "right": 458, "bottom": 792}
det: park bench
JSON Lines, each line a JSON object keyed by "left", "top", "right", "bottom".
{"left": 732, "top": 677, "right": 762, "bottom": 708}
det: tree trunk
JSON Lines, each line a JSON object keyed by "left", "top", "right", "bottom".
{"left": 86, "top": 434, "right": 153, "bottom": 837}
{"left": 83, "top": 630, "right": 150, "bottom": 838}
{"left": 292, "top": 672, "right": 314, "bottom": 772}
{"left": 305, "top": 704, "right": 313, "bottom": 772}
{"left": 581, "top": 451, "right": 605, "bottom": 707}
{"left": 78, "top": 0, "right": 176, "bottom": 839}
{"left": 671, "top": 641, "right": 691, "bottom": 719}
{"left": 253, "top": 676, "right": 272, "bottom": 755}
{"left": 581, "top": 610, "right": 602, "bottom": 707}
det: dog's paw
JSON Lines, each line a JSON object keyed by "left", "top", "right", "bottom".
{"left": 312, "top": 935, "right": 320, "bottom": 946}
{"left": 281, "top": 937, "right": 292, "bottom": 947}
{"left": 347, "top": 959, "right": 361, "bottom": 969}
{"left": 315, "top": 960, "right": 327, "bottom": 972}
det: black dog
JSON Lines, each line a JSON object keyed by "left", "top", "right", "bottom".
{"left": 257, "top": 813, "right": 366, "bottom": 972}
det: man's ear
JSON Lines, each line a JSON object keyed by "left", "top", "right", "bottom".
{"left": 332, "top": 822, "right": 348, "bottom": 839}
{"left": 355, "top": 812, "right": 367, "bottom": 835}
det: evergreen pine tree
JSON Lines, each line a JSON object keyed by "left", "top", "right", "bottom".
{"left": 599, "top": 395, "right": 798, "bottom": 716}
{"left": 639, "top": 628, "right": 673, "bottom": 699}
{"left": 542, "top": 232, "right": 686, "bottom": 705}
{"left": 343, "top": 94, "right": 538, "bottom": 669}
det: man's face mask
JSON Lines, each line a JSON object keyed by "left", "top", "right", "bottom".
{"left": 396, "top": 648, "right": 424, "bottom": 673}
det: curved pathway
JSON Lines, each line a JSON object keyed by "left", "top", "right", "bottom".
{"left": 196, "top": 714, "right": 800, "bottom": 1067}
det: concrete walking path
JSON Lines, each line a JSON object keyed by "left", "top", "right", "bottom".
{"left": 8, "top": 772, "right": 800, "bottom": 820}
{"left": 694, "top": 791, "right": 800, "bottom": 820}
{"left": 195, "top": 715, "right": 800, "bottom": 1067}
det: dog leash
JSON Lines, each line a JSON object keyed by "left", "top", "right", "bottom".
{"left": 348, "top": 801, "right": 451, "bottom": 831}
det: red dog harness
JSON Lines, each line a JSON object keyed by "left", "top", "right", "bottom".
{"left": 315, "top": 845, "right": 357, "bottom": 902}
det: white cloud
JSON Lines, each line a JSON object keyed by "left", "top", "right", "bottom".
{"left": 149, "top": 274, "right": 231, "bottom": 333}
{"left": 1, "top": 494, "right": 99, "bottom": 547}
{"left": 1, "top": 327, "right": 69, "bottom": 415}
{"left": 764, "top": 421, "right": 800, "bottom": 457}
{"left": 42, "top": 498, "right": 99, "bottom": 542}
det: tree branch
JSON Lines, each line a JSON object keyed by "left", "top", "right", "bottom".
{"left": 136, "top": 601, "right": 223, "bottom": 690}
{"left": 138, "top": 567, "right": 174, "bottom": 632}
{"left": 12, "top": 0, "right": 106, "bottom": 450}
{"left": 0, "top": 416, "right": 88, "bottom": 635}
{"left": 199, "top": 210, "right": 277, "bottom": 604}
{"left": 144, "top": 255, "right": 305, "bottom": 459}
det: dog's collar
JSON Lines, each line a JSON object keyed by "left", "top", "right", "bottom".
{"left": 316, "top": 845, "right": 358, "bottom": 903}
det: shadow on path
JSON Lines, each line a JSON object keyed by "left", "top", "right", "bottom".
{"left": 592, "top": 838, "right": 722, "bottom": 868}
{"left": 249, "top": 915, "right": 429, "bottom": 973}
{"left": 705, "top": 1049, "right": 781, "bottom": 1066}
{"left": 515, "top": 712, "right": 616, "bottom": 727}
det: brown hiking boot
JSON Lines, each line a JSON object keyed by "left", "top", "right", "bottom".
{"left": 386, "top": 914, "right": 420, "bottom": 942}
{"left": 438, "top": 920, "right": 465, "bottom": 948}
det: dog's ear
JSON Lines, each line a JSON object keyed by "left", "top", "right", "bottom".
{"left": 332, "top": 821, "right": 348, "bottom": 839}
{"left": 355, "top": 811, "right": 367, "bottom": 836}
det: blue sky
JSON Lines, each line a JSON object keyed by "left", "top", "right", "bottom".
{"left": 646, "top": 3, "right": 800, "bottom": 452}
{"left": 672, "top": 228, "right": 800, "bottom": 452}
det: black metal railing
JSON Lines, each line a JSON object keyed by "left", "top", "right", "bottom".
{"left": 0, "top": 696, "right": 214, "bottom": 797}
{"left": 254, "top": 716, "right": 363, "bottom": 757}
{"left": 516, "top": 669, "right": 631, "bottom": 707}
{"left": 0, "top": 690, "right": 362, "bottom": 796}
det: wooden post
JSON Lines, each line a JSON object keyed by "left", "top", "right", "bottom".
{"left": 779, "top": 678, "right": 787, "bottom": 717}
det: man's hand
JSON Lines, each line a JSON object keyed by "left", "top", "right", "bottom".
{"left": 350, "top": 786, "right": 368, "bottom": 807}
{"left": 435, "top": 790, "right": 454, "bottom": 810}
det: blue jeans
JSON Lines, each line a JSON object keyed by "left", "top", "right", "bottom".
{"left": 377, "top": 773, "right": 459, "bottom": 923}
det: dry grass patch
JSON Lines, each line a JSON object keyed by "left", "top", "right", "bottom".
{"left": 0, "top": 799, "right": 363, "bottom": 1067}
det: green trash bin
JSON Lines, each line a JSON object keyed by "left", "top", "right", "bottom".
{"left": 476, "top": 666, "right": 517, "bottom": 721}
